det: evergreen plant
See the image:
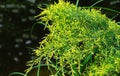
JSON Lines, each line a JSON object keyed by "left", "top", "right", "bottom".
{"left": 10, "top": 0, "right": 120, "bottom": 76}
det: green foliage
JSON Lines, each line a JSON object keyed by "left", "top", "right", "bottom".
{"left": 9, "top": 72, "right": 27, "bottom": 76}
{"left": 26, "top": 0, "right": 120, "bottom": 76}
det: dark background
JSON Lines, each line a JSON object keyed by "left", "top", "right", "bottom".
{"left": 0, "top": 0, "right": 120, "bottom": 76}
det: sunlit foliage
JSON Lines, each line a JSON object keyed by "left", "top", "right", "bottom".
{"left": 26, "top": 0, "right": 120, "bottom": 76}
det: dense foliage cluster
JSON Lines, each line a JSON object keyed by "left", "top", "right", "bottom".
{"left": 26, "top": 0, "right": 120, "bottom": 76}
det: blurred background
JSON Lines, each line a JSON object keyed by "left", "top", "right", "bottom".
{"left": 0, "top": 0, "right": 120, "bottom": 76}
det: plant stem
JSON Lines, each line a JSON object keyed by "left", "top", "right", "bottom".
{"left": 76, "top": 0, "right": 79, "bottom": 7}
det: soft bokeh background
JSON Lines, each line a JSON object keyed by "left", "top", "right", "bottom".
{"left": 0, "top": 0, "right": 119, "bottom": 76}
